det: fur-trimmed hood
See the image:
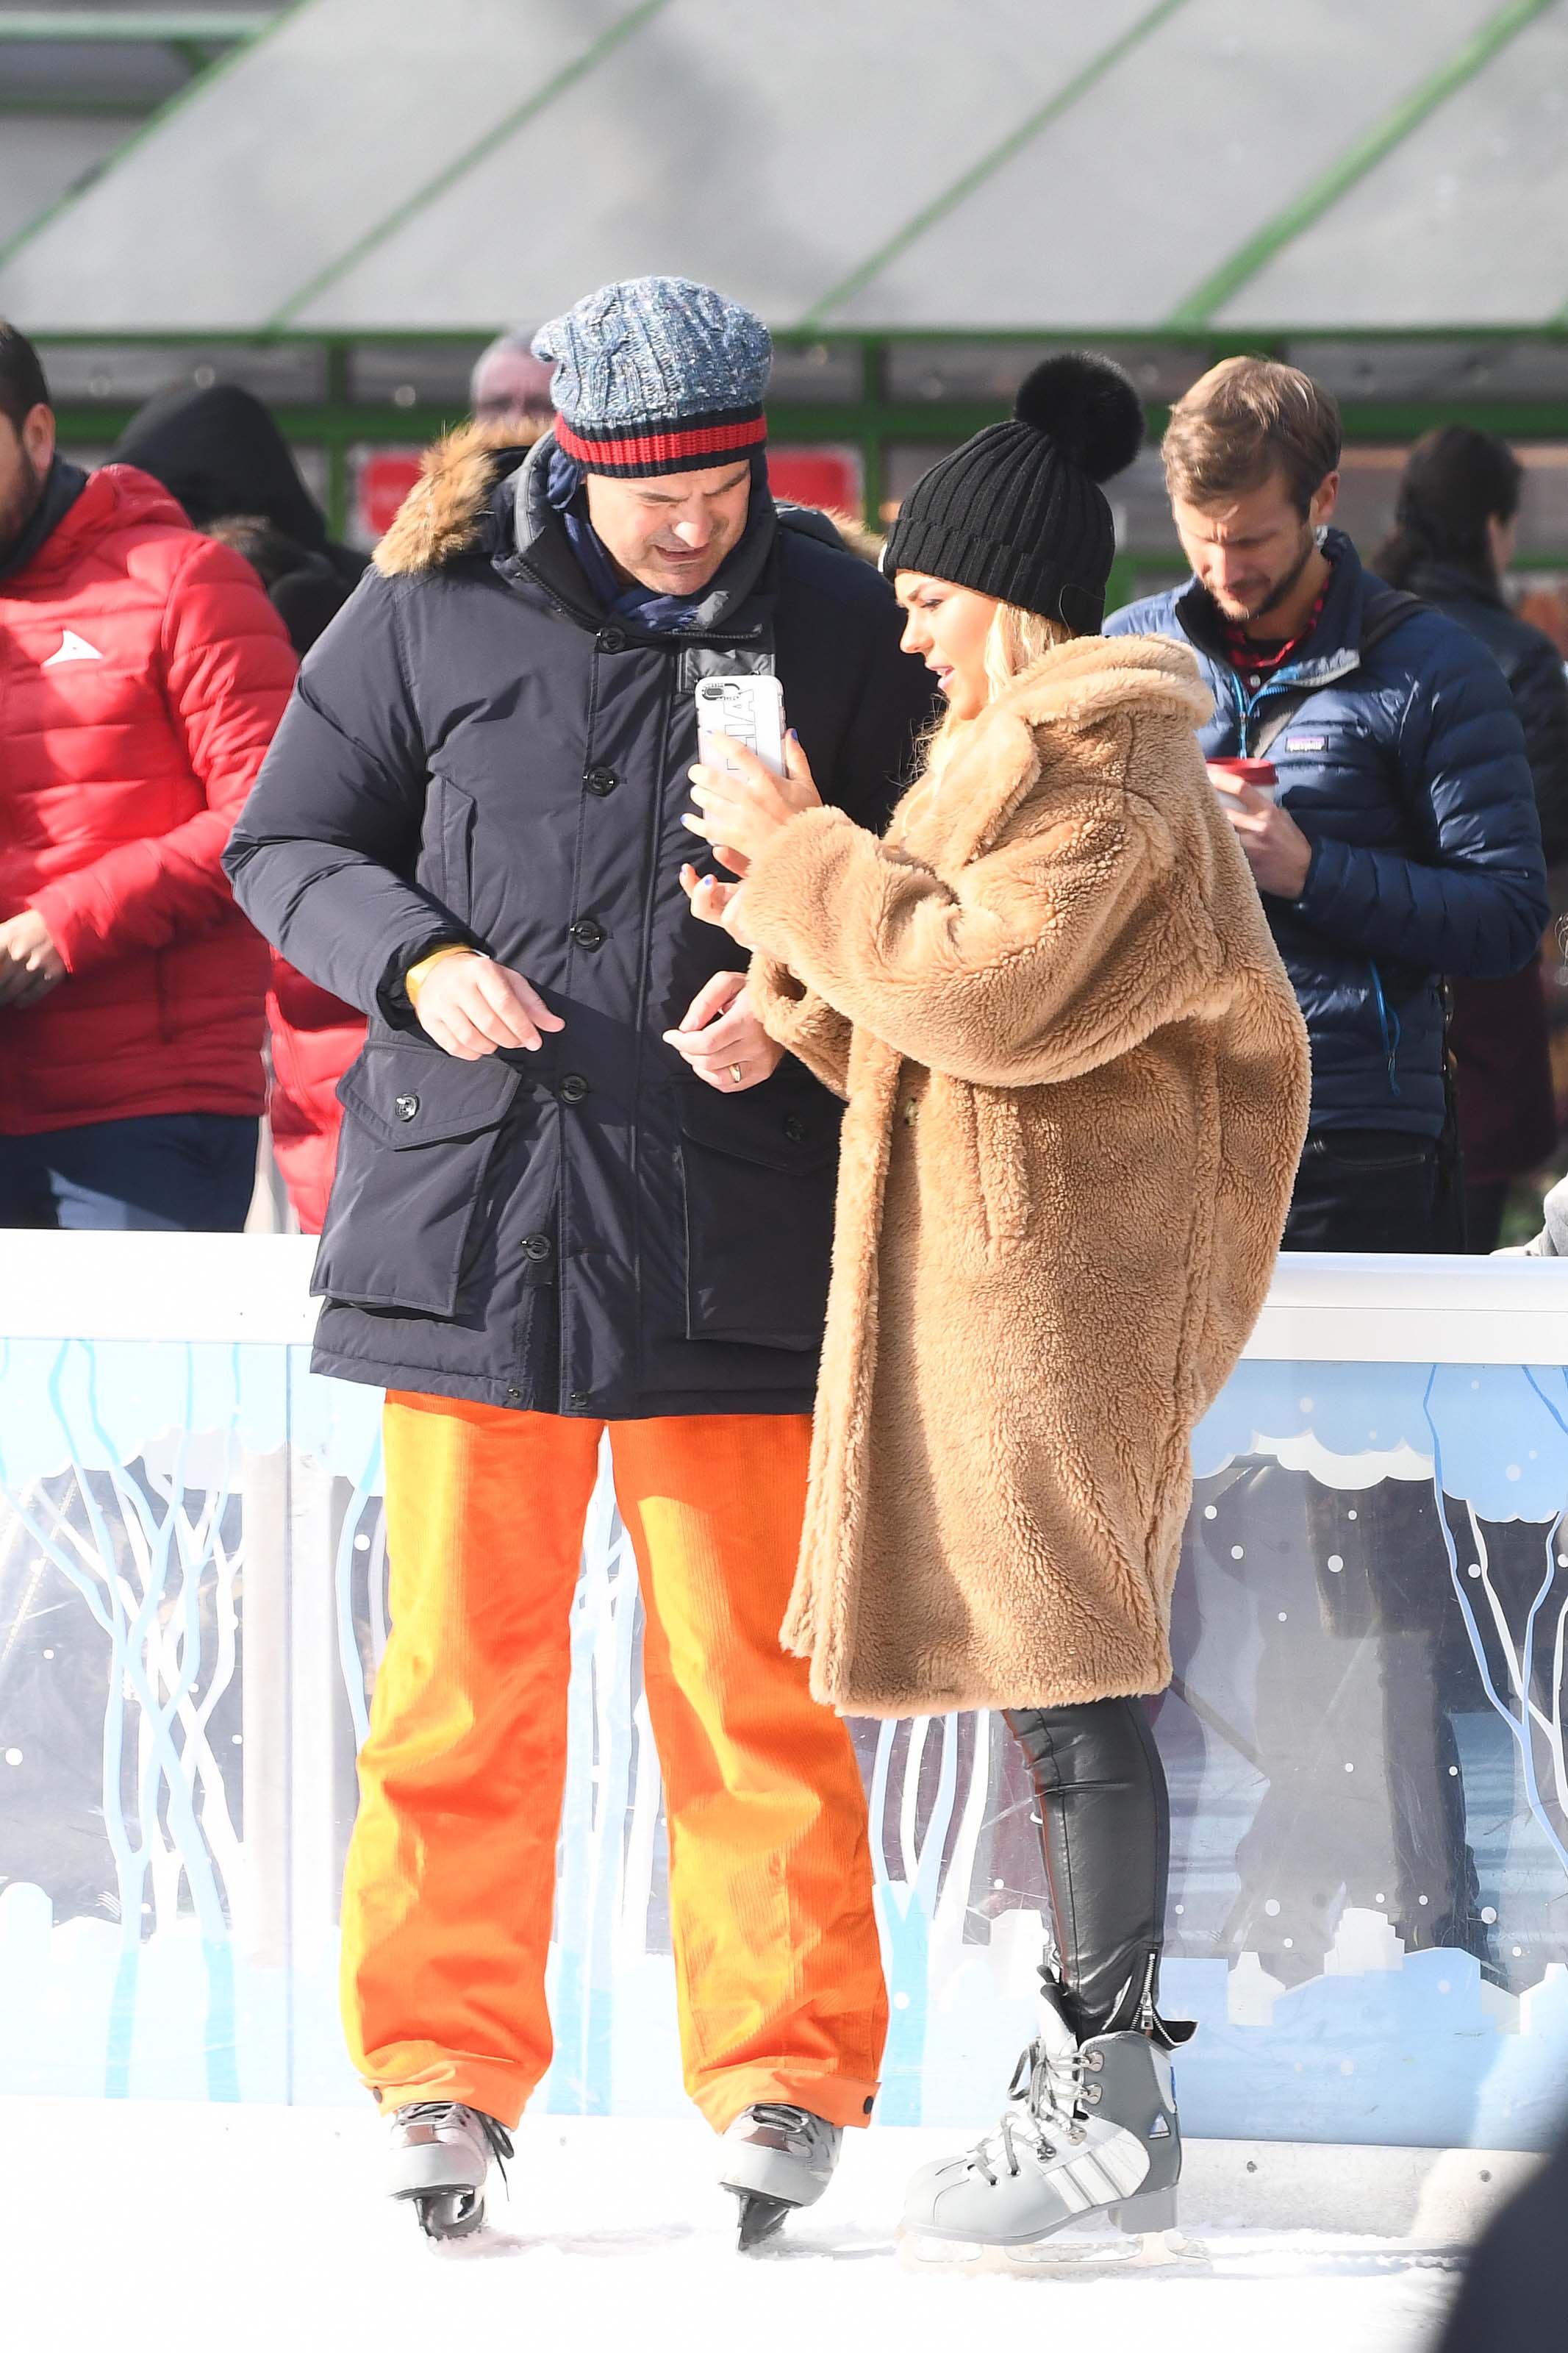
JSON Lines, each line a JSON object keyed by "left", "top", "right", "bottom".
{"left": 373, "top": 417, "right": 547, "bottom": 578}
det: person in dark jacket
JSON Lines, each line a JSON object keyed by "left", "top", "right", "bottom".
{"left": 1110, "top": 366, "right": 1547, "bottom": 2000}
{"left": 224, "top": 276, "right": 934, "bottom": 2245}
{"left": 110, "top": 382, "right": 366, "bottom": 590}
{"left": 205, "top": 511, "right": 358, "bottom": 660}
{"left": 1107, "top": 357, "right": 1550, "bottom": 1253}
{"left": 114, "top": 383, "right": 373, "bottom": 1233}
{"left": 1375, "top": 426, "right": 1568, "bottom": 1250}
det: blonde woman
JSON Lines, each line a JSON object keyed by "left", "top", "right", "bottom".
{"left": 681, "top": 356, "right": 1311, "bottom": 2259}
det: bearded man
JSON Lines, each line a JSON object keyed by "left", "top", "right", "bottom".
{"left": 226, "top": 276, "right": 933, "bottom": 2244}
{"left": 1107, "top": 356, "right": 1547, "bottom": 1252}
{"left": 0, "top": 321, "right": 294, "bottom": 1229}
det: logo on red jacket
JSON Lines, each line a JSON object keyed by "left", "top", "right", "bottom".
{"left": 43, "top": 630, "right": 104, "bottom": 668}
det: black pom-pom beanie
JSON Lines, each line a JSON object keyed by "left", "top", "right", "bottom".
{"left": 882, "top": 352, "right": 1145, "bottom": 633}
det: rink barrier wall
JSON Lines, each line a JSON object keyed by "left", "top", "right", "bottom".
{"left": 6, "top": 1237, "right": 1568, "bottom": 2149}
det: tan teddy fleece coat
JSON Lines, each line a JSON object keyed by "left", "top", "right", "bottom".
{"left": 742, "top": 633, "right": 1311, "bottom": 1718}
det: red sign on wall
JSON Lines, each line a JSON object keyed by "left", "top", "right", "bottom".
{"left": 767, "top": 444, "right": 864, "bottom": 516}
{"left": 351, "top": 440, "right": 868, "bottom": 550}
{"left": 351, "top": 447, "right": 424, "bottom": 547}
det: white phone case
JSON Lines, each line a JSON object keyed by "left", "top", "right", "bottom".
{"left": 695, "top": 673, "right": 787, "bottom": 779}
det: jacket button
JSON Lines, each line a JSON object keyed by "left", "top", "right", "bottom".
{"left": 559, "top": 1073, "right": 589, "bottom": 1104}
{"left": 394, "top": 1093, "right": 419, "bottom": 1121}
{"left": 570, "top": 918, "right": 606, "bottom": 951}
{"left": 506, "top": 1385, "right": 522, "bottom": 1402}
{"left": 584, "top": 765, "right": 619, "bottom": 796}
{"left": 783, "top": 1115, "right": 806, "bottom": 1142}
{"left": 523, "top": 1232, "right": 553, "bottom": 1262}
{"left": 597, "top": 627, "right": 626, "bottom": 654}
{"left": 569, "top": 1389, "right": 590, "bottom": 1410}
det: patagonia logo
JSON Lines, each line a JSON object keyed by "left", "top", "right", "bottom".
{"left": 1286, "top": 735, "right": 1328, "bottom": 751}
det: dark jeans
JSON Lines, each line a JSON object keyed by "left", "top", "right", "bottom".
{"left": 1003, "top": 1697, "right": 1171, "bottom": 2038}
{"left": 1283, "top": 1127, "right": 1449, "bottom": 1253}
{"left": 1464, "top": 1179, "right": 1510, "bottom": 1257}
{"left": 0, "top": 1113, "right": 259, "bottom": 1232}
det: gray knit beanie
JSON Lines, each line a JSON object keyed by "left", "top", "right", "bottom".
{"left": 882, "top": 354, "right": 1144, "bottom": 632}
{"left": 532, "top": 276, "right": 771, "bottom": 478}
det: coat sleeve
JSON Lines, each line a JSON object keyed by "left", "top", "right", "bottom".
{"left": 737, "top": 788, "right": 1221, "bottom": 1089}
{"left": 223, "top": 568, "right": 473, "bottom": 1025}
{"left": 1509, "top": 629, "right": 1568, "bottom": 868}
{"left": 746, "top": 953, "right": 853, "bottom": 1097}
{"left": 29, "top": 540, "right": 297, "bottom": 974}
{"left": 1290, "top": 625, "right": 1550, "bottom": 979}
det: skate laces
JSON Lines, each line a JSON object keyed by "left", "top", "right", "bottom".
{"left": 397, "top": 2102, "right": 515, "bottom": 2178}
{"left": 969, "top": 2041, "right": 1085, "bottom": 2188}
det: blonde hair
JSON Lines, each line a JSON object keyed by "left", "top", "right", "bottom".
{"left": 920, "top": 601, "right": 1073, "bottom": 786}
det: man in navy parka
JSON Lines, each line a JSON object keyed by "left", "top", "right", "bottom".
{"left": 1108, "top": 356, "right": 1547, "bottom": 1253}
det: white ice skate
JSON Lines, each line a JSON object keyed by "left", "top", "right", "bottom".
{"left": 901, "top": 1973, "right": 1196, "bottom": 2273}
{"left": 386, "top": 2101, "right": 513, "bottom": 2240}
{"left": 718, "top": 2103, "right": 842, "bottom": 2249}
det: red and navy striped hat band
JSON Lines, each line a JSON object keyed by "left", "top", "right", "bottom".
{"left": 554, "top": 404, "right": 767, "bottom": 478}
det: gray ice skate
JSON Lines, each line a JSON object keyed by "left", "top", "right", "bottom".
{"left": 901, "top": 1971, "right": 1192, "bottom": 2270}
{"left": 717, "top": 2103, "right": 842, "bottom": 2249}
{"left": 386, "top": 2101, "right": 513, "bottom": 2240}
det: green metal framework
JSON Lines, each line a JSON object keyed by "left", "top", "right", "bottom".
{"left": 266, "top": 0, "right": 674, "bottom": 329}
{"left": 40, "top": 326, "right": 1568, "bottom": 607}
{"left": 798, "top": 0, "right": 1193, "bottom": 328}
{"left": 15, "top": 4, "right": 1568, "bottom": 601}
{"left": 0, "top": 0, "right": 303, "bottom": 268}
{"left": 7, "top": 0, "right": 1568, "bottom": 328}
{"left": 1170, "top": 0, "right": 1562, "bottom": 326}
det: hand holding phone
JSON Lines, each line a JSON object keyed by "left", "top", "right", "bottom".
{"left": 695, "top": 674, "right": 787, "bottom": 779}
{"left": 684, "top": 688, "right": 823, "bottom": 871}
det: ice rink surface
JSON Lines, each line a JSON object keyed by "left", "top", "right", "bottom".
{"left": 5, "top": 2100, "right": 1462, "bottom": 2353}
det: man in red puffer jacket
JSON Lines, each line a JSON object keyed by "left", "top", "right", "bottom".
{"left": 0, "top": 323, "right": 296, "bottom": 1228}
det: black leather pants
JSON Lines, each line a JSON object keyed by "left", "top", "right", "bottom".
{"left": 1003, "top": 1697, "right": 1170, "bottom": 2040}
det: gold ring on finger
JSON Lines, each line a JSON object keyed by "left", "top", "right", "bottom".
{"left": 728, "top": 1063, "right": 744, "bottom": 1086}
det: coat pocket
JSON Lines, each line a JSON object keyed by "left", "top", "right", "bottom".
{"left": 674, "top": 1082, "right": 841, "bottom": 1351}
{"left": 312, "top": 1040, "right": 523, "bottom": 1315}
{"left": 431, "top": 775, "right": 476, "bottom": 924}
{"left": 937, "top": 1079, "right": 1032, "bottom": 1270}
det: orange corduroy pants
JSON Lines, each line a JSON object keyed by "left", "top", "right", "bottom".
{"left": 340, "top": 1393, "right": 887, "bottom": 2133}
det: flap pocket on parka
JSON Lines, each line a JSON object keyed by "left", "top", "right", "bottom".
{"left": 336, "top": 1039, "right": 523, "bottom": 1148}
{"left": 674, "top": 1083, "right": 841, "bottom": 1351}
{"left": 312, "top": 1042, "right": 524, "bottom": 1315}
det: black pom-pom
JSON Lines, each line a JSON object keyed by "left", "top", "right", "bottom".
{"left": 1012, "top": 353, "right": 1144, "bottom": 484}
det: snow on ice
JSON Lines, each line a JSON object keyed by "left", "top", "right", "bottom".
{"left": 4, "top": 2100, "right": 1460, "bottom": 2353}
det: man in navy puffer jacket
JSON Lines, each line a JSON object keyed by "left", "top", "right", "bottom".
{"left": 1108, "top": 357, "right": 1547, "bottom": 1252}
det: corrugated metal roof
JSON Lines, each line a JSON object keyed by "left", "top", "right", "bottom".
{"left": 2, "top": 0, "right": 1564, "bottom": 334}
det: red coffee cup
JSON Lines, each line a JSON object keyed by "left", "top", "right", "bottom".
{"left": 1208, "top": 756, "right": 1278, "bottom": 798}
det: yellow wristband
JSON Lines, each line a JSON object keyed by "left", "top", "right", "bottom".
{"left": 404, "top": 944, "right": 476, "bottom": 1008}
